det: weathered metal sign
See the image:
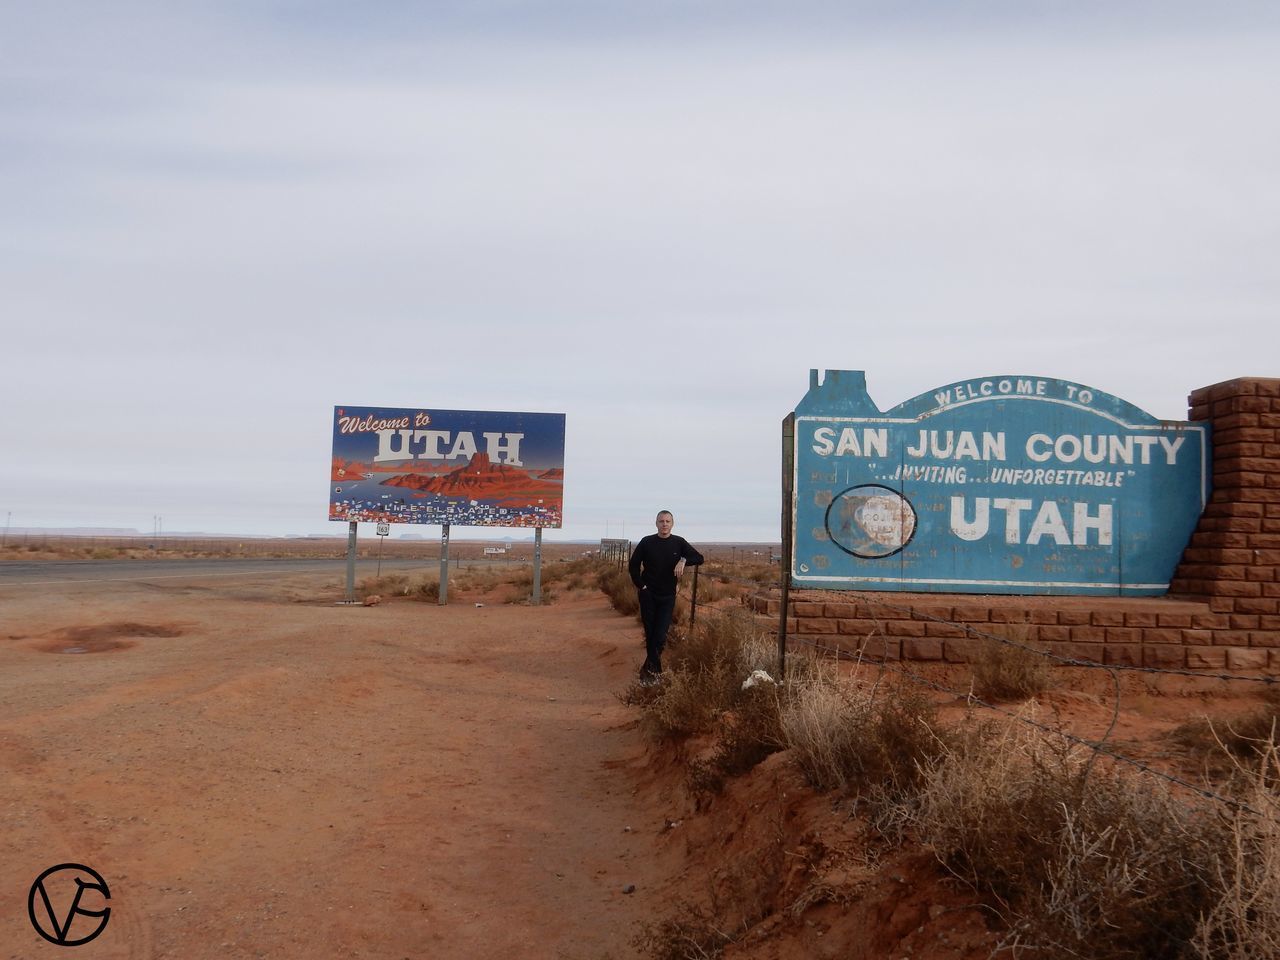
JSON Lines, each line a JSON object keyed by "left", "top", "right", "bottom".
{"left": 788, "top": 371, "right": 1210, "bottom": 595}
{"left": 330, "top": 406, "right": 565, "bottom": 528}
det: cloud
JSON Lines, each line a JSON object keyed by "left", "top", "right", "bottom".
{"left": 2, "top": 2, "right": 1278, "bottom": 538}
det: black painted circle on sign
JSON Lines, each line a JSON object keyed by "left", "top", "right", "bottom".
{"left": 824, "top": 484, "right": 917, "bottom": 559}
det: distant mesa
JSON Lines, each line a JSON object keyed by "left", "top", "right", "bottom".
{"left": 381, "top": 452, "right": 563, "bottom": 502}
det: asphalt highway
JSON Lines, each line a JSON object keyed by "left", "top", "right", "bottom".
{"left": 0, "top": 556, "right": 501, "bottom": 587}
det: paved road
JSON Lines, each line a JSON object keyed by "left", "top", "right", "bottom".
{"left": 0, "top": 556, "right": 511, "bottom": 586}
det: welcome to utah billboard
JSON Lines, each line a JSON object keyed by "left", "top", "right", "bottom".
{"left": 788, "top": 371, "right": 1210, "bottom": 595}
{"left": 330, "top": 406, "right": 566, "bottom": 528}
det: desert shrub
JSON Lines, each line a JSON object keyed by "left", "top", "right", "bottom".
{"left": 731, "top": 562, "right": 780, "bottom": 586}
{"left": 628, "top": 656, "right": 742, "bottom": 741}
{"left": 542, "top": 556, "right": 599, "bottom": 588}
{"left": 688, "top": 684, "right": 785, "bottom": 796}
{"left": 691, "top": 576, "right": 729, "bottom": 604}
{"left": 632, "top": 901, "right": 731, "bottom": 960}
{"left": 970, "top": 635, "right": 1053, "bottom": 702}
{"left": 415, "top": 579, "right": 440, "bottom": 602}
{"left": 780, "top": 673, "right": 864, "bottom": 792}
{"left": 1193, "top": 743, "right": 1280, "bottom": 959}
{"left": 781, "top": 676, "right": 944, "bottom": 798}
{"left": 1171, "top": 701, "right": 1280, "bottom": 776}
{"left": 738, "top": 629, "right": 784, "bottom": 679}
{"left": 357, "top": 573, "right": 410, "bottom": 599}
{"left": 459, "top": 567, "right": 511, "bottom": 595}
{"left": 668, "top": 608, "right": 757, "bottom": 674}
{"left": 624, "top": 609, "right": 780, "bottom": 764}
{"left": 559, "top": 573, "right": 586, "bottom": 591}
{"left": 621, "top": 604, "right": 796, "bottom": 796}
{"left": 909, "top": 714, "right": 1225, "bottom": 960}
{"left": 598, "top": 566, "right": 639, "bottom": 617}
{"left": 635, "top": 841, "right": 785, "bottom": 960}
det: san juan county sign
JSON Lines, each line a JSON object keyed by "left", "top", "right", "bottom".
{"left": 786, "top": 371, "right": 1211, "bottom": 595}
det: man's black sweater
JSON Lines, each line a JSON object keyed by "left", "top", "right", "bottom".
{"left": 628, "top": 534, "right": 704, "bottom": 598}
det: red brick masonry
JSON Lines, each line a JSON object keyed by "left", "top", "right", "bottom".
{"left": 751, "top": 592, "right": 1276, "bottom": 672}
{"left": 759, "top": 377, "right": 1280, "bottom": 673}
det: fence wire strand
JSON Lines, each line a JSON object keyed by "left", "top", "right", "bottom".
{"left": 673, "top": 569, "right": 1280, "bottom": 819}
{"left": 789, "top": 634, "right": 1268, "bottom": 819}
{"left": 696, "top": 569, "right": 1279, "bottom": 686}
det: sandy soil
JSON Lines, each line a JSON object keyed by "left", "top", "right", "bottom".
{"left": 0, "top": 569, "right": 680, "bottom": 959}
{"left": 1, "top": 566, "right": 1268, "bottom": 959}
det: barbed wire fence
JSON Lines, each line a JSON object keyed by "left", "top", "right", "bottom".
{"left": 669, "top": 565, "right": 1280, "bottom": 820}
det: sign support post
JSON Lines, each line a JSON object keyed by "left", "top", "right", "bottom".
{"left": 345, "top": 521, "right": 358, "bottom": 602}
{"left": 439, "top": 524, "right": 450, "bottom": 605}
{"left": 376, "top": 521, "right": 389, "bottom": 576}
{"left": 779, "top": 413, "right": 795, "bottom": 680}
{"left": 532, "top": 527, "right": 543, "bottom": 605}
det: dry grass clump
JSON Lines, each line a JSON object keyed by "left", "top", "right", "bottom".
{"left": 634, "top": 840, "right": 785, "bottom": 959}
{"left": 540, "top": 556, "right": 598, "bottom": 591}
{"left": 905, "top": 713, "right": 1229, "bottom": 960}
{"left": 623, "top": 610, "right": 785, "bottom": 783}
{"left": 781, "top": 674, "right": 944, "bottom": 799}
{"left": 970, "top": 635, "right": 1052, "bottom": 702}
{"left": 778, "top": 675, "right": 864, "bottom": 792}
{"left": 357, "top": 573, "right": 411, "bottom": 599}
{"left": 632, "top": 901, "right": 731, "bottom": 960}
{"left": 627, "top": 656, "right": 743, "bottom": 741}
{"left": 1193, "top": 743, "right": 1280, "bottom": 959}
{"left": 613, "top": 589, "right": 1280, "bottom": 958}
{"left": 1170, "top": 695, "right": 1280, "bottom": 776}
{"left": 598, "top": 566, "right": 639, "bottom": 617}
{"left": 507, "top": 568, "right": 535, "bottom": 589}
{"left": 668, "top": 607, "right": 757, "bottom": 674}
{"left": 688, "top": 685, "right": 784, "bottom": 796}
{"left": 690, "top": 575, "right": 731, "bottom": 604}
{"left": 734, "top": 562, "right": 780, "bottom": 585}
{"left": 357, "top": 572, "right": 445, "bottom": 601}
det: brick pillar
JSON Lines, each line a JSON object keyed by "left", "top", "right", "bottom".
{"left": 1170, "top": 378, "right": 1280, "bottom": 618}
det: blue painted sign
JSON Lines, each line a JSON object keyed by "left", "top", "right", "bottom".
{"left": 789, "top": 371, "right": 1210, "bottom": 595}
{"left": 330, "top": 406, "right": 565, "bottom": 528}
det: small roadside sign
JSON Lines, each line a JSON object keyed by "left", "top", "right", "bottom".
{"left": 376, "top": 522, "right": 390, "bottom": 537}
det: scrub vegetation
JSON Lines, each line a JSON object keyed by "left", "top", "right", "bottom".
{"left": 616, "top": 586, "right": 1280, "bottom": 960}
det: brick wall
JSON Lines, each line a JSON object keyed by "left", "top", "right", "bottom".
{"left": 760, "top": 377, "right": 1280, "bottom": 672}
{"left": 1171, "top": 378, "right": 1280, "bottom": 618}
{"left": 752, "top": 592, "right": 1275, "bottom": 671}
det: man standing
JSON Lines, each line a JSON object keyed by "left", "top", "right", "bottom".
{"left": 628, "top": 510, "right": 704, "bottom": 683}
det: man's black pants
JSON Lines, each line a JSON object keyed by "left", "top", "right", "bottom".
{"left": 638, "top": 588, "right": 676, "bottom": 677}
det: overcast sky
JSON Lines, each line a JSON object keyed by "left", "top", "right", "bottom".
{"left": 3, "top": 1, "right": 1278, "bottom": 543}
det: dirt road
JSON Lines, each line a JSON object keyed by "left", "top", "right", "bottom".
{"left": 0, "top": 570, "right": 669, "bottom": 959}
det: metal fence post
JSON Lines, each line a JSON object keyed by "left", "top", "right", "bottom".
{"left": 690, "top": 565, "right": 699, "bottom": 630}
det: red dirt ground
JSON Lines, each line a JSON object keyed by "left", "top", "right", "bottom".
{"left": 0, "top": 566, "right": 1267, "bottom": 959}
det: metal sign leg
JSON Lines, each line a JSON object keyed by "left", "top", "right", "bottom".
{"left": 532, "top": 527, "right": 543, "bottom": 606}
{"left": 346, "top": 521, "right": 358, "bottom": 601}
{"left": 439, "top": 524, "right": 450, "bottom": 605}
